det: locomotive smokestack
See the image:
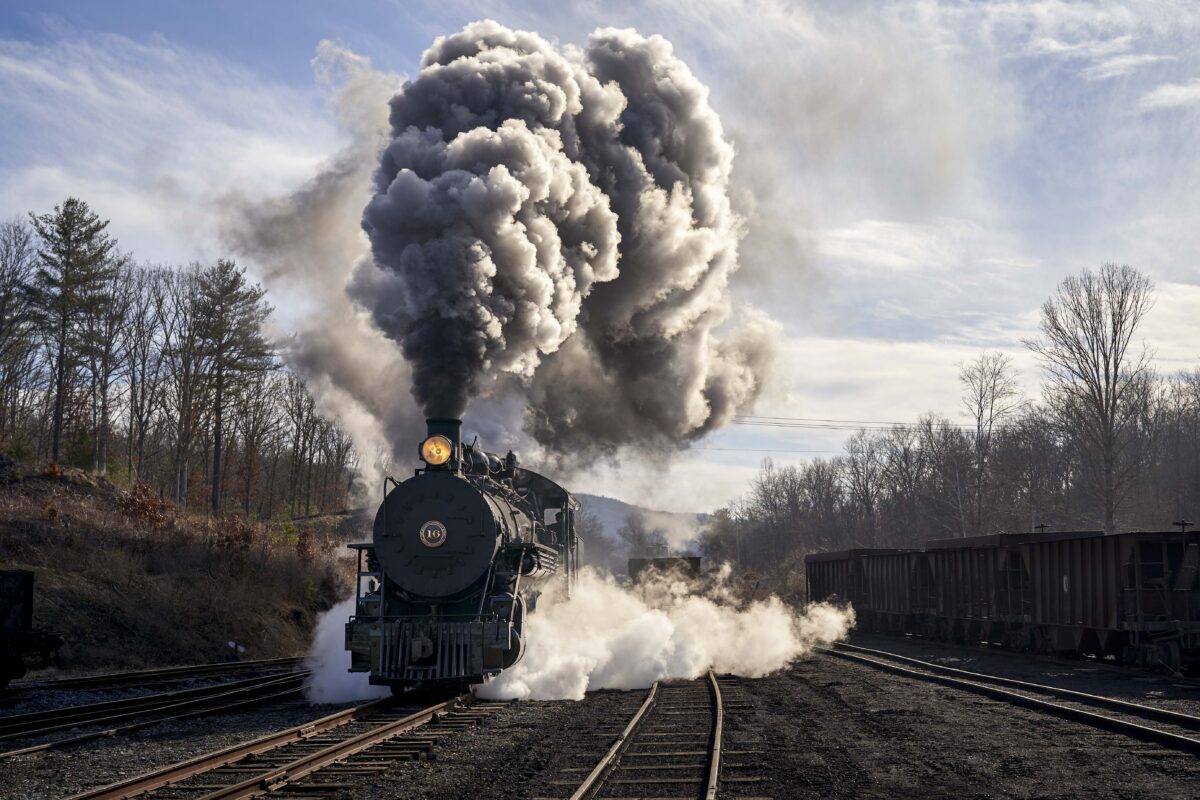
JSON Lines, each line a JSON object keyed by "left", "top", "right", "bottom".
{"left": 426, "top": 418, "right": 462, "bottom": 449}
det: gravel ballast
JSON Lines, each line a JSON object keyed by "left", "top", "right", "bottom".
{"left": 5, "top": 651, "right": 1200, "bottom": 799}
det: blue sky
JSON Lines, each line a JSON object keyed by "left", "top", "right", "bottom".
{"left": 1, "top": 1, "right": 1198, "bottom": 511}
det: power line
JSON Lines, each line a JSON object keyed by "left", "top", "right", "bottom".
{"left": 733, "top": 414, "right": 1004, "bottom": 432}
{"left": 737, "top": 414, "right": 939, "bottom": 425}
{"left": 696, "top": 448, "right": 835, "bottom": 453}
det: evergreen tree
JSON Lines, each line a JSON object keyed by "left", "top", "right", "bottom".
{"left": 27, "top": 198, "right": 116, "bottom": 462}
{"left": 195, "top": 259, "right": 273, "bottom": 515}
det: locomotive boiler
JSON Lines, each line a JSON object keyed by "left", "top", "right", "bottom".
{"left": 345, "top": 418, "right": 580, "bottom": 690}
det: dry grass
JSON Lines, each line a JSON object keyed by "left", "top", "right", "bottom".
{"left": 0, "top": 467, "right": 360, "bottom": 671}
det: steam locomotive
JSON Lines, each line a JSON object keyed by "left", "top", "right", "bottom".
{"left": 345, "top": 419, "right": 580, "bottom": 690}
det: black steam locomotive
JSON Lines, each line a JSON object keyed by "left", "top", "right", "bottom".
{"left": 345, "top": 419, "right": 580, "bottom": 690}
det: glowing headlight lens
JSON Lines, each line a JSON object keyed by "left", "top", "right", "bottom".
{"left": 420, "top": 435, "right": 453, "bottom": 465}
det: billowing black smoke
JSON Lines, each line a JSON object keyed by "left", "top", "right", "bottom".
{"left": 353, "top": 21, "right": 775, "bottom": 454}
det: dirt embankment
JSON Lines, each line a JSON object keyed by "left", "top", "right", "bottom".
{"left": 0, "top": 465, "right": 365, "bottom": 673}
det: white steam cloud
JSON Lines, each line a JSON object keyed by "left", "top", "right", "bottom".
{"left": 304, "top": 597, "right": 389, "bottom": 703}
{"left": 476, "top": 566, "right": 853, "bottom": 701}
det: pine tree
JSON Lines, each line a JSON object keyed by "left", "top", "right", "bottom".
{"left": 27, "top": 199, "right": 117, "bottom": 463}
{"left": 195, "top": 259, "right": 273, "bottom": 515}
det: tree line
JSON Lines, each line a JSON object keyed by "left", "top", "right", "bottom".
{"left": 702, "top": 263, "right": 1200, "bottom": 587}
{"left": 0, "top": 198, "right": 357, "bottom": 518}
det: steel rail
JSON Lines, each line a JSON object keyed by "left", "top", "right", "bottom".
{"left": 704, "top": 669, "right": 723, "bottom": 800}
{"left": 13, "top": 657, "right": 303, "bottom": 692}
{"left": 833, "top": 642, "right": 1200, "bottom": 731}
{"left": 0, "top": 672, "right": 303, "bottom": 737}
{"left": 819, "top": 646, "right": 1200, "bottom": 755}
{"left": 0, "top": 677, "right": 307, "bottom": 761}
{"left": 192, "top": 693, "right": 469, "bottom": 800}
{"left": 569, "top": 682, "right": 659, "bottom": 800}
{"left": 65, "top": 696, "right": 396, "bottom": 800}
{"left": 0, "top": 673, "right": 305, "bottom": 743}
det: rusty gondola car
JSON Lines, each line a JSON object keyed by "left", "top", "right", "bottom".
{"left": 805, "top": 529, "right": 1200, "bottom": 672}
{"left": 1, "top": 570, "right": 63, "bottom": 688}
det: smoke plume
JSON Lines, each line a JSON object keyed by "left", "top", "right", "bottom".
{"left": 476, "top": 566, "right": 853, "bottom": 701}
{"left": 355, "top": 21, "right": 776, "bottom": 453}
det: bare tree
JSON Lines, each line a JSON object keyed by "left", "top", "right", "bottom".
{"left": 284, "top": 374, "right": 316, "bottom": 516}
{"left": 1024, "top": 263, "right": 1155, "bottom": 532}
{"left": 124, "top": 266, "right": 170, "bottom": 480}
{"left": 618, "top": 511, "right": 668, "bottom": 557}
{"left": 845, "top": 430, "right": 883, "bottom": 545}
{"left": 162, "top": 266, "right": 211, "bottom": 504}
{"left": 233, "top": 372, "right": 283, "bottom": 516}
{"left": 959, "top": 351, "right": 1023, "bottom": 534}
{"left": 0, "top": 220, "right": 39, "bottom": 443}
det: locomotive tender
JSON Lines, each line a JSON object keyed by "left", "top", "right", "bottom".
{"left": 345, "top": 419, "right": 580, "bottom": 690}
{"left": 806, "top": 529, "right": 1200, "bottom": 672}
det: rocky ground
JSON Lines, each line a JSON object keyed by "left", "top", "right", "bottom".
{"left": 3, "top": 650, "right": 1199, "bottom": 799}
{"left": 846, "top": 631, "right": 1200, "bottom": 715}
{"left": 0, "top": 699, "right": 358, "bottom": 799}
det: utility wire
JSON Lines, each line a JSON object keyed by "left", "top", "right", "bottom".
{"left": 733, "top": 414, "right": 1006, "bottom": 432}
{"left": 692, "top": 447, "right": 841, "bottom": 454}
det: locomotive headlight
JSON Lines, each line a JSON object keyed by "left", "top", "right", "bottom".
{"left": 420, "top": 435, "right": 453, "bottom": 465}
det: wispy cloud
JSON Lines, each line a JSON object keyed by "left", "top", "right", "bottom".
{"left": 1140, "top": 77, "right": 1200, "bottom": 110}
{"left": 1081, "top": 53, "right": 1173, "bottom": 80}
{"left": 819, "top": 218, "right": 983, "bottom": 273}
{"left": 1027, "top": 34, "right": 1132, "bottom": 59}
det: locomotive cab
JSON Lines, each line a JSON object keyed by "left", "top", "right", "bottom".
{"left": 345, "top": 418, "right": 579, "bottom": 690}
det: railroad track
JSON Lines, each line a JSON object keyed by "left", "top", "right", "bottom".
{"left": 545, "top": 670, "right": 764, "bottom": 800}
{"left": 0, "top": 671, "right": 308, "bottom": 759}
{"left": 821, "top": 641, "right": 1200, "bottom": 756}
{"left": 69, "top": 691, "right": 504, "bottom": 800}
{"left": 11, "top": 657, "right": 304, "bottom": 693}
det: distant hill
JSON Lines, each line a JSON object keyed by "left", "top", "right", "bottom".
{"left": 577, "top": 493, "right": 708, "bottom": 552}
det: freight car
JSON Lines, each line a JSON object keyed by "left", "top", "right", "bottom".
{"left": 1, "top": 570, "right": 63, "bottom": 689}
{"left": 805, "top": 529, "right": 1200, "bottom": 672}
{"left": 345, "top": 418, "right": 580, "bottom": 691}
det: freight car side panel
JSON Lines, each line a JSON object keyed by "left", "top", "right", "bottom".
{"left": 0, "top": 571, "right": 33, "bottom": 634}
{"left": 860, "top": 551, "right": 920, "bottom": 614}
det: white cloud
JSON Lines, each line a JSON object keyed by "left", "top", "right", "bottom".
{"left": 1139, "top": 281, "right": 1200, "bottom": 371}
{"left": 1140, "top": 77, "right": 1200, "bottom": 110}
{"left": 0, "top": 32, "right": 339, "bottom": 265}
{"left": 1081, "top": 53, "right": 1173, "bottom": 80}
{"left": 1027, "top": 34, "right": 1132, "bottom": 58}
{"left": 819, "top": 218, "right": 985, "bottom": 272}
